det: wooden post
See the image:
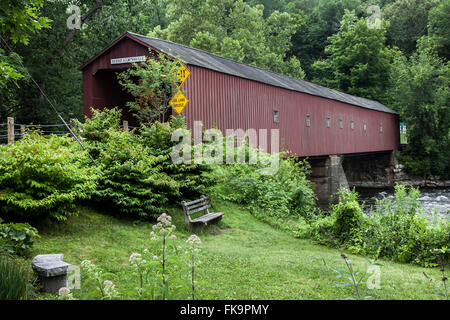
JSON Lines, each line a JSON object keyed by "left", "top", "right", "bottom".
{"left": 7, "top": 117, "right": 14, "bottom": 144}
{"left": 123, "top": 120, "right": 129, "bottom": 132}
{"left": 20, "top": 125, "right": 25, "bottom": 139}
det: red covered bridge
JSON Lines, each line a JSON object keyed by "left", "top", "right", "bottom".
{"left": 79, "top": 32, "right": 400, "bottom": 202}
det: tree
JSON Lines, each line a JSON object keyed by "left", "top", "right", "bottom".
{"left": 428, "top": 0, "right": 450, "bottom": 60}
{"left": 0, "top": 52, "right": 29, "bottom": 122}
{"left": 0, "top": 0, "right": 50, "bottom": 120}
{"left": 117, "top": 55, "right": 179, "bottom": 125}
{"left": 0, "top": 0, "right": 50, "bottom": 45}
{"left": 74, "top": 0, "right": 169, "bottom": 64}
{"left": 389, "top": 36, "right": 450, "bottom": 178}
{"left": 2, "top": 0, "right": 168, "bottom": 124}
{"left": 312, "top": 10, "right": 397, "bottom": 104}
{"left": 9, "top": 1, "right": 88, "bottom": 124}
{"left": 150, "top": 0, "right": 306, "bottom": 79}
{"left": 383, "top": 0, "right": 439, "bottom": 56}
{"left": 289, "top": 0, "right": 361, "bottom": 79}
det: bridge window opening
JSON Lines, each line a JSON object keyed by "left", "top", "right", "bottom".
{"left": 326, "top": 117, "right": 331, "bottom": 128}
{"left": 363, "top": 121, "right": 367, "bottom": 131}
{"left": 273, "top": 109, "right": 279, "bottom": 123}
{"left": 380, "top": 122, "right": 383, "bottom": 133}
{"left": 339, "top": 119, "right": 343, "bottom": 129}
{"left": 306, "top": 114, "right": 311, "bottom": 127}
{"left": 350, "top": 120, "right": 354, "bottom": 129}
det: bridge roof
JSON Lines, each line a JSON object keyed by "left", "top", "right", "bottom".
{"left": 83, "top": 32, "right": 398, "bottom": 115}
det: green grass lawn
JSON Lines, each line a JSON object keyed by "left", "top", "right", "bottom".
{"left": 28, "top": 199, "right": 446, "bottom": 300}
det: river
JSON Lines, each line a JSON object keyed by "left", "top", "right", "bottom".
{"left": 356, "top": 187, "right": 450, "bottom": 216}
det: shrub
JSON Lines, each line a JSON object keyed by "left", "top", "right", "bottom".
{"left": 0, "top": 254, "right": 35, "bottom": 300}
{"left": 297, "top": 184, "right": 449, "bottom": 266}
{"left": 207, "top": 143, "right": 316, "bottom": 225}
{"left": 0, "top": 219, "right": 40, "bottom": 255}
{"left": 361, "top": 184, "right": 449, "bottom": 266}
{"left": 75, "top": 107, "right": 123, "bottom": 159}
{"left": 0, "top": 132, "right": 98, "bottom": 221}
{"left": 140, "top": 116, "right": 214, "bottom": 200}
{"left": 79, "top": 109, "right": 213, "bottom": 219}
{"left": 329, "top": 188, "right": 365, "bottom": 250}
{"left": 117, "top": 54, "right": 178, "bottom": 124}
{"left": 92, "top": 129, "right": 179, "bottom": 219}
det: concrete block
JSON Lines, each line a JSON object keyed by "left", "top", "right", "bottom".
{"left": 32, "top": 254, "right": 71, "bottom": 294}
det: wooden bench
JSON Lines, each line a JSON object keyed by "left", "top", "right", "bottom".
{"left": 181, "top": 196, "right": 224, "bottom": 232}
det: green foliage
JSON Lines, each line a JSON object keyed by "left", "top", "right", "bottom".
{"left": 0, "top": 221, "right": 40, "bottom": 255}
{"left": 150, "top": 0, "right": 306, "bottom": 79}
{"left": 291, "top": 0, "right": 361, "bottom": 78}
{"left": 80, "top": 260, "right": 118, "bottom": 300}
{"left": 0, "top": 254, "right": 35, "bottom": 300}
{"left": 207, "top": 144, "right": 316, "bottom": 224}
{"left": 312, "top": 10, "right": 397, "bottom": 104}
{"left": 362, "top": 184, "right": 449, "bottom": 266}
{"left": 91, "top": 128, "right": 179, "bottom": 219}
{"left": 75, "top": 107, "right": 123, "bottom": 159}
{"left": 330, "top": 188, "right": 365, "bottom": 249}
{"left": 74, "top": 0, "right": 169, "bottom": 65}
{"left": 117, "top": 54, "right": 179, "bottom": 124}
{"left": 0, "top": 131, "right": 98, "bottom": 221}
{"left": 2, "top": 0, "right": 167, "bottom": 125}
{"left": 389, "top": 37, "right": 450, "bottom": 178}
{"left": 4, "top": 0, "right": 82, "bottom": 124}
{"left": 428, "top": 0, "right": 450, "bottom": 60}
{"left": 0, "top": 0, "right": 50, "bottom": 87}
{"left": 140, "top": 116, "right": 214, "bottom": 199}
{"left": 0, "top": 0, "right": 50, "bottom": 45}
{"left": 0, "top": 50, "right": 27, "bottom": 89}
{"left": 383, "top": 0, "right": 439, "bottom": 55}
{"left": 0, "top": 50, "right": 30, "bottom": 122}
{"left": 296, "top": 185, "right": 449, "bottom": 267}
{"left": 79, "top": 108, "right": 212, "bottom": 219}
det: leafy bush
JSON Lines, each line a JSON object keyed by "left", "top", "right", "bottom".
{"left": 295, "top": 185, "right": 449, "bottom": 267}
{"left": 79, "top": 109, "right": 212, "bottom": 219}
{"left": 361, "top": 185, "right": 449, "bottom": 266}
{"left": 207, "top": 144, "right": 316, "bottom": 225}
{"left": 0, "top": 254, "right": 35, "bottom": 300}
{"left": 140, "top": 116, "right": 214, "bottom": 200}
{"left": 0, "top": 219, "right": 40, "bottom": 255}
{"left": 117, "top": 54, "right": 178, "bottom": 124}
{"left": 0, "top": 132, "right": 98, "bottom": 221}
{"left": 92, "top": 129, "right": 179, "bottom": 218}
{"left": 75, "top": 107, "right": 123, "bottom": 159}
{"left": 330, "top": 188, "right": 365, "bottom": 250}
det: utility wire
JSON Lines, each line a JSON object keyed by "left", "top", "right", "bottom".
{"left": 0, "top": 34, "right": 96, "bottom": 165}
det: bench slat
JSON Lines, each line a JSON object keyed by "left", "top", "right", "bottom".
{"left": 187, "top": 204, "right": 210, "bottom": 215}
{"left": 185, "top": 197, "right": 208, "bottom": 206}
{"left": 191, "top": 212, "right": 224, "bottom": 223}
{"left": 185, "top": 200, "right": 209, "bottom": 211}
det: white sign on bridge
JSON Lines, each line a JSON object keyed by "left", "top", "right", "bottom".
{"left": 110, "top": 56, "right": 146, "bottom": 65}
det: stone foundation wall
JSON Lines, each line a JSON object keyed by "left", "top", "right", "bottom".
{"left": 342, "top": 151, "right": 450, "bottom": 188}
{"left": 309, "top": 155, "right": 349, "bottom": 205}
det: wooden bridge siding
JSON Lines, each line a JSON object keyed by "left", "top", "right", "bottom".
{"left": 80, "top": 36, "right": 400, "bottom": 157}
{"left": 181, "top": 65, "right": 400, "bottom": 157}
{"left": 82, "top": 37, "right": 151, "bottom": 124}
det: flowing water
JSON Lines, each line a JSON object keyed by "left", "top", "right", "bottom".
{"left": 356, "top": 187, "right": 450, "bottom": 216}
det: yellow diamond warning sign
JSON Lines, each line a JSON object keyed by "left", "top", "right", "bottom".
{"left": 175, "top": 60, "right": 190, "bottom": 88}
{"left": 169, "top": 90, "right": 189, "bottom": 114}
